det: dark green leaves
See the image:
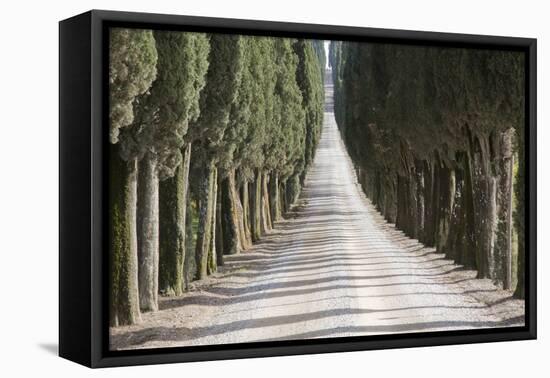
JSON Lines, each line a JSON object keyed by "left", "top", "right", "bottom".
{"left": 109, "top": 28, "right": 157, "bottom": 145}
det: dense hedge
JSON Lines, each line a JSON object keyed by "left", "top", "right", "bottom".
{"left": 330, "top": 41, "right": 525, "bottom": 296}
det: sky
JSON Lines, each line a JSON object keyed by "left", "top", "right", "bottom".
{"left": 324, "top": 40, "right": 331, "bottom": 69}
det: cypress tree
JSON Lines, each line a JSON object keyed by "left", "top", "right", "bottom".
{"left": 108, "top": 28, "right": 157, "bottom": 326}
{"left": 268, "top": 39, "right": 306, "bottom": 220}
{"left": 157, "top": 34, "right": 210, "bottom": 297}
{"left": 219, "top": 38, "right": 258, "bottom": 253}
{"left": 130, "top": 31, "right": 210, "bottom": 311}
{"left": 190, "top": 34, "right": 245, "bottom": 280}
{"left": 233, "top": 37, "right": 276, "bottom": 242}
{"left": 294, "top": 40, "right": 324, "bottom": 180}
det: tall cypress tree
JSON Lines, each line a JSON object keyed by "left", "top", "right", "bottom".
{"left": 157, "top": 34, "right": 210, "bottom": 296}
{"left": 190, "top": 34, "right": 245, "bottom": 280}
{"left": 216, "top": 39, "right": 256, "bottom": 257}
{"left": 268, "top": 39, "right": 306, "bottom": 220}
{"left": 294, "top": 40, "right": 324, "bottom": 180}
{"left": 129, "top": 31, "right": 210, "bottom": 311}
{"left": 108, "top": 28, "right": 157, "bottom": 326}
{"left": 247, "top": 38, "right": 277, "bottom": 238}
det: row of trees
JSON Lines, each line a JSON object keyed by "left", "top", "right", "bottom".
{"left": 329, "top": 41, "right": 525, "bottom": 298}
{"left": 109, "top": 29, "right": 325, "bottom": 326}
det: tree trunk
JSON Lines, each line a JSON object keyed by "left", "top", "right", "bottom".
{"left": 435, "top": 162, "right": 455, "bottom": 256}
{"left": 241, "top": 181, "right": 253, "bottom": 247}
{"left": 279, "top": 180, "right": 288, "bottom": 215}
{"left": 250, "top": 170, "right": 262, "bottom": 242}
{"left": 396, "top": 174, "right": 409, "bottom": 233}
{"left": 235, "top": 178, "right": 250, "bottom": 250}
{"left": 280, "top": 180, "right": 288, "bottom": 214}
{"left": 269, "top": 173, "right": 282, "bottom": 222}
{"left": 221, "top": 169, "right": 243, "bottom": 255}
{"left": 414, "top": 160, "right": 425, "bottom": 241}
{"left": 137, "top": 151, "right": 160, "bottom": 312}
{"left": 159, "top": 142, "right": 191, "bottom": 297}
{"left": 215, "top": 178, "right": 224, "bottom": 267}
{"left": 286, "top": 173, "right": 301, "bottom": 208}
{"left": 373, "top": 170, "right": 382, "bottom": 212}
{"left": 382, "top": 175, "right": 397, "bottom": 223}
{"left": 109, "top": 145, "right": 141, "bottom": 326}
{"left": 447, "top": 156, "right": 466, "bottom": 263}
{"left": 460, "top": 153, "right": 477, "bottom": 269}
{"left": 183, "top": 195, "right": 195, "bottom": 291}
{"left": 422, "top": 159, "right": 436, "bottom": 247}
{"left": 207, "top": 167, "right": 218, "bottom": 275}
{"left": 495, "top": 129, "right": 514, "bottom": 289}
{"left": 194, "top": 160, "right": 216, "bottom": 280}
{"left": 471, "top": 134, "right": 497, "bottom": 280}
{"left": 261, "top": 172, "right": 272, "bottom": 234}
{"left": 278, "top": 176, "right": 285, "bottom": 218}
{"left": 514, "top": 127, "right": 525, "bottom": 298}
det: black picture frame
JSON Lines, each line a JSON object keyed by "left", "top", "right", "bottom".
{"left": 59, "top": 9, "right": 537, "bottom": 368}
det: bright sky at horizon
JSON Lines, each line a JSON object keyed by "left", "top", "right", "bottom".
{"left": 324, "top": 40, "right": 330, "bottom": 69}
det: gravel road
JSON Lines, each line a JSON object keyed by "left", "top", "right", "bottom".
{"left": 111, "top": 74, "right": 524, "bottom": 351}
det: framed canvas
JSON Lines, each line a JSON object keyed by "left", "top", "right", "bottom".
{"left": 59, "top": 9, "right": 537, "bottom": 368}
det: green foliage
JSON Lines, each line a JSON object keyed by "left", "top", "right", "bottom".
{"left": 109, "top": 28, "right": 157, "bottom": 145}
{"left": 294, "top": 40, "right": 324, "bottom": 173}
{"left": 264, "top": 39, "right": 305, "bottom": 177}
{"left": 238, "top": 37, "right": 277, "bottom": 179}
{"left": 332, "top": 41, "right": 525, "bottom": 172}
{"left": 190, "top": 34, "right": 245, "bottom": 161}
{"left": 312, "top": 40, "right": 327, "bottom": 78}
{"left": 218, "top": 38, "right": 255, "bottom": 176}
{"left": 123, "top": 31, "right": 210, "bottom": 179}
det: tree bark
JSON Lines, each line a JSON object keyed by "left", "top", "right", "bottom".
{"left": 221, "top": 169, "right": 243, "bottom": 255}
{"left": 286, "top": 173, "right": 301, "bottom": 208}
{"left": 495, "top": 129, "right": 514, "bottom": 289}
{"left": 382, "top": 175, "right": 397, "bottom": 224}
{"left": 396, "top": 174, "right": 409, "bottom": 233}
{"left": 435, "top": 162, "right": 455, "bottom": 256}
{"left": 279, "top": 180, "right": 288, "bottom": 216}
{"left": 261, "top": 172, "right": 272, "bottom": 234}
{"left": 269, "top": 173, "right": 282, "bottom": 222}
{"left": 183, "top": 195, "right": 195, "bottom": 291}
{"left": 235, "top": 177, "right": 250, "bottom": 250}
{"left": 194, "top": 160, "right": 216, "bottom": 280}
{"left": 215, "top": 177, "right": 224, "bottom": 267}
{"left": 280, "top": 180, "right": 288, "bottom": 214}
{"left": 372, "top": 170, "right": 382, "bottom": 213}
{"left": 514, "top": 126, "right": 525, "bottom": 298}
{"left": 207, "top": 167, "right": 218, "bottom": 275}
{"left": 471, "top": 134, "right": 497, "bottom": 280}
{"left": 422, "top": 159, "right": 436, "bottom": 247}
{"left": 137, "top": 151, "right": 160, "bottom": 312}
{"left": 447, "top": 156, "right": 466, "bottom": 263}
{"left": 109, "top": 144, "right": 141, "bottom": 326}
{"left": 241, "top": 181, "right": 253, "bottom": 247}
{"left": 159, "top": 142, "right": 191, "bottom": 297}
{"left": 414, "top": 160, "right": 425, "bottom": 241}
{"left": 460, "top": 152, "right": 477, "bottom": 269}
{"left": 250, "top": 170, "right": 262, "bottom": 242}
